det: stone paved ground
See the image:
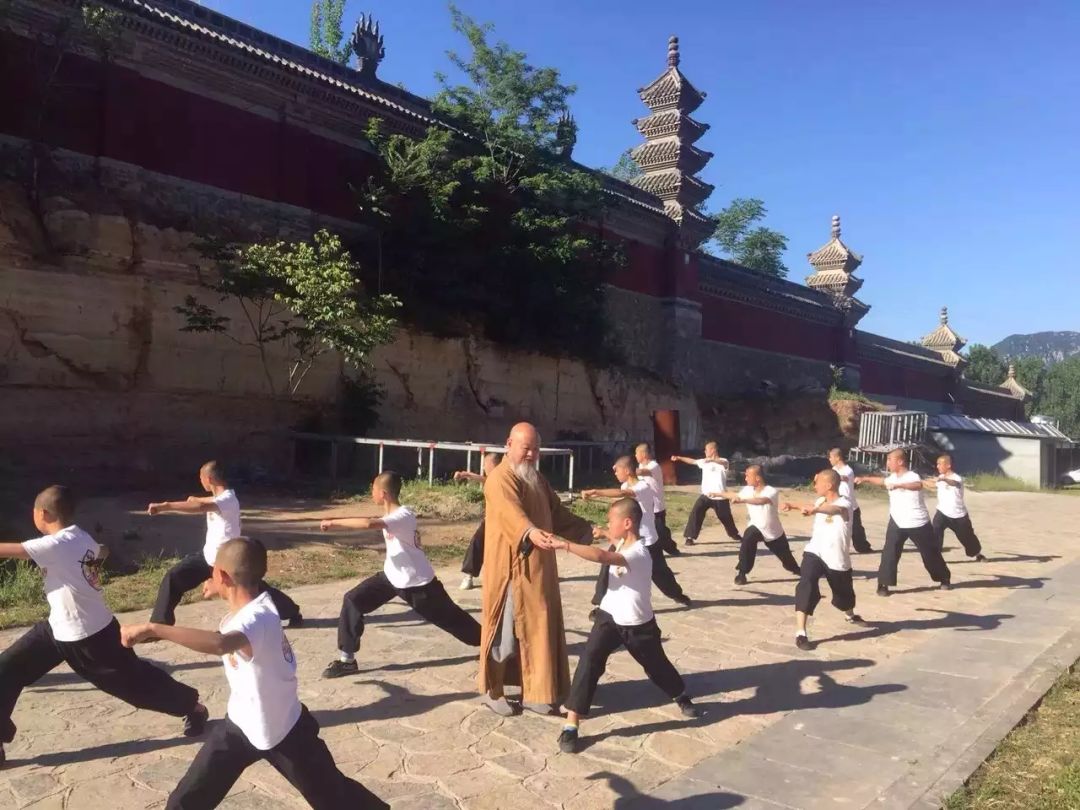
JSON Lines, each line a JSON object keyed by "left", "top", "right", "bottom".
{"left": 1, "top": 491, "right": 1078, "bottom": 809}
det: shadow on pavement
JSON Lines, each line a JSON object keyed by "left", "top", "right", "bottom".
{"left": 815, "top": 607, "right": 1014, "bottom": 645}
{"left": 589, "top": 770, "right": 746, "bottom": 808}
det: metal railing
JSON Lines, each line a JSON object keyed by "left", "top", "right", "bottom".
{"left": 852, "top": 410, "right": 929, "bottom": 470}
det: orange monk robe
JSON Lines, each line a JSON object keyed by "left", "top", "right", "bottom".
{"left": 478, "top": 458, "right": 592, "bottom": 704}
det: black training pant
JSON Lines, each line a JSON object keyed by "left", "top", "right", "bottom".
{"left": 932, "top": 512, "right": 983, "bottom": 558}
{"left": 794, "top": 552, "right": 856, "bottom": 615}
{"left": 337, "top": 572, "right": 481, "bottom": 653}
{"left": 738, "top": 527, "right": 801, "bottom": 576}
{"left": 851, "top": 508, "right": 872, "bottom": 553}
{"left": 591, "top": 542, "right": 686, "bottom": 605}
{"left": 461, "top": 519, "right": 485, "bottom": 576}
{"left": 656, "top": 510, "right": 678, "bottom": 555}
{"left": 683, "top": 495, "right": 740, "bottom": 541}
{"left": 166, "top": 706, "right": 388, "bottom": 810}
{"left": 0, "top": 618, "right": 198, "bottom": 744}
{"left": 565, "top": 609, "right": 684, "bottom": 716}
{"left": 878, "top": 519, "right": 951, "bottom": 588}
{"left": 151, "top": 553, "right": 300, "bottom": 625}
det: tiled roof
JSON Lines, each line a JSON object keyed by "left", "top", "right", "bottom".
{"left": 637, "top": 67, "right": 706, "bottom": 114}
{"left": 631, "top": 139, "right": 712, "bottom": 173}
{"left": 806, "top": 215, "right": 862, "bottom": 275}
{"left": 634, "top": 171, "right": 714, "bottom": 205}
{"left": 928, "top": 413, "right": 1071, "bottom": 441}
{"left": 633, "top": 110, "right": 709, "bottom": 142}
{"left": 921, "top": 307, "right": 966, "bottom": 352}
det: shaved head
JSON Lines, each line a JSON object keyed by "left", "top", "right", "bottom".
{"left": 609, "top": 497, "right": 642, "bottom": 532}
{"left": 214, "top": 537, "right": 267, "bottom": 589}
{"left": 506, "top": 422, "right": 542, "bottom": 484}
{"left": 815, "top": 468, "right": 841, "bottom": 496}
{"left": 829, "top": 447, "right": 844, "bottom": 462}
{"left": 613, "top": 456, "right": 634, "bottom": 472}
{"left": 745, "top": 464, "right": 765, "bottom": 486}
{"left": 200, "top": 460, "right": 226, "bottom": 485}
{"left": 374, "top": 471, "right": 403, "bottom": 500}
{"left": 34, "top": 485, "right": 75, "bottom": 524}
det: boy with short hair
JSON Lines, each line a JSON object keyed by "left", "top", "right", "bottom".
{"left": 829, "top": 447, "right": 873, "bottom": 553}
{"left": 121, "top": 538, "right": 387, "bottom": 809}
{"left": 672, "top": 442, "right": 741, "bottom": 545}
{"left": 536, "top": 498, "right": 699, "bottom": 753}
{"left": 0, "top": 486, "right": 207, "bottom": 767}
{"left": 318, "top": 471, "right": 481, "bottom": 678}
{"left": 928, "top": 455, "right": 986, "bottom": 561}
{"left": 453, "top": 452, "right": 500, "bottom": 590}
{"left": 857, "top": 449, "right": 952, "bottom": 596}
{"left": 722, "top": 465, "right": 801, "bottom": 585}
{"left": 583, "top": 457, "right": 692, "bottom": 609}
{"left": 782, "top": 470, "right": 866, "bottom": 650}
{"left": 147, "top": 461, "right": 302, "bottom": 627}
{"left": 635, "top": 442, "right": 679, "bottom": 556}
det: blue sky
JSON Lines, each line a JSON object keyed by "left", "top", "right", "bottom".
{"left": 202, "top": 0, "right": 1078, "bottom": 347}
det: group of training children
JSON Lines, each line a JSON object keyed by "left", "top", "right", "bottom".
{"left": 0, "top": 439, "right": 985, "bottom": 804}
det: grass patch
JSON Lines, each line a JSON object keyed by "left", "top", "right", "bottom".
{"left": 334, "top": 481, "right": 485, "bottom": 522}
{"left": 966, "top": 473, "right": 1040, "bottom": 492}
{"left": 945, "top": 660, "right": 1080, "bottom": 810}
{"left": 828, "top": 386, "right": 881, "bottom": 406}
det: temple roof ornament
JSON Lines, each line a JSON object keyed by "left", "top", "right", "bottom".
{"left": 629, "top": 35, "right": 714, "bottom": 249}
{"left": 921, "top": 306, "right": 967, "bottom": 367}
{"left": 1000, "top": 363, "right": 1032, "bottom": 399}
{"left": 351, "top": 13, "right": 385, "bottom": 78}
{"left": 805, "top": 214, "right": 866, "bottom": 308}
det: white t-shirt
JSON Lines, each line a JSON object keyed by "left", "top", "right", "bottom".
{"left": 220, "top": 592, "right": 302, "bottom": 750}
{"left": 833, "top": 464, "right": 859, "bottom": 511}
{"left": 696, "top": 459, "right": 728, "bottom": 499}
{"left": 886, "top": 471, "right": 930, "bottom": 528}
{"left": 803, "top": 496, "right": 852, "bottom": 571}
{"left": 641, "top": 460, "right": 666, "bottom": 512}
{"left": 739, "top": 485, "right": 784, "bottom": 541}
{"left": 23, "top": 526, "right": 113, "bottom": 642}
{"left": 599, "top": 539, "right": 654, "bottom": 626}
{"left": 935, "top": 473, "right": 968, "bottom": 519}
{"left": 622, "top": 480, "right": 658, "bottom": 546}
{"left": 382, "top": 506, "right": 435, "bottom": 589}
{"left": 205, "top": 489, "right": 242, "bottom": 566}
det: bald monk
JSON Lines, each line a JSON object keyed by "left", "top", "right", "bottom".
{"left": 479, "top": 423, "right": 593, "bottom": 717}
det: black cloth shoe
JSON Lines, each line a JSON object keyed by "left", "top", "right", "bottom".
{"left": 558, "top": 727, "right": 579, "bottom": 754}
{"left": 322, "top": 659, "right": 359, "bottom": 679}
{"left": 845, "top": 614, "right": 867, "bottom": 625}
{"left": 667, "top": 546, "right": 681, "bottom": 556}
{"left": 183, "top": 704, "right": 209, "bottom": 737}
{"left": 795, "top": 635, "right": 813, "bottom": 651}
{"left": 876, "top": 586, "right": 890, "bottom": 597}
{"left": 676, "top": 695, "right": 701, "bottom": 719}
{"left": 734, "top": 573, "right": 748, "bottom": 585}
{"left": 939, "top": 581, "right": 953, "bottom": 591}
{"left": 684, "top": 538, "right": 696, "bottom": 546}
{"left": 974, "top": 554, "right": 988, "bottom": 562}
{"left": 288, "top": 614, "right": 304, "bottom": 629}
{"left": 588, "top": 608, "right": 599, "bottom": 622}
{"left": 674, "top": 595, "right": 693, "bottom": 608}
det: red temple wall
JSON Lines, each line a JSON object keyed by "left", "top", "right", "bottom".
{"left": 698, "top": 294, "right": 840, "bottom": 362}
{"left": 860, "top": 359, "right": 953, "bottom": 401}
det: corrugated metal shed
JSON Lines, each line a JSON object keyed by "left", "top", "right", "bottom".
{"left": 928, "top": 414, "right": 1072, "bottom": 442}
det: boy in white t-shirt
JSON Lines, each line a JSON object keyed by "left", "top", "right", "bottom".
{"left": 0, "top": 486, "right": 207, "bottom": 767}
{"left": 453, "top": 452, "right": 500, "bottom": 590}
{"left": 782, "top": 470, "right": 866, "bottom": 650}
{"left": 121, "top": 538, "right": 387, "bottom": 809}
{"left": 856, "top": 449, "right": 952, "bottom": 596}
{"left": 829, "top": 447, "right": 873, "bottom": 553}
{"left": 719, "top": 465, "right": 800, "bottom": 584}
{"left": 147, "top": 461, "right": 301, "bottom": 627}
{"left": 582, "top": 456, "right": 692, "bottom": 609}
{"left": 927, "top": 454, "right": 986, "bottom": 561}
{"left": 318, "top": 471, "right": 481, "bottom": 678}
{"left": 635, "top": 442, "right": 679, "bottom": 556}
{"left": 672, "top": 442, "right": 741, "bottom": 545}
{"left": 535, "top": 498, "right": 700, "bottom": 754}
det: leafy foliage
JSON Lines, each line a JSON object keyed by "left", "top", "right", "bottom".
{"left": 1039, "top": 356, "right": 1080, "bottom": 437}
{"left": 353, "top": 7, "right": 622, "bottom": 360}
{"left": 963, "top": 344, "right": 1009, "bottom": 386}
{"left": 308, "top": 0, "right": 350, "bottom": 64}
{"left": 711, "top": 198, "right": 789, "bottom": 278}
{"left": 607, "top": 148, "right": 643, "bottom": 182}
{"left": 176, "top": 230, "right": 400, "bottom": 397}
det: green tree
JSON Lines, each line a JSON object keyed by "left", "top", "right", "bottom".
{"left": 354, "top": 7, "right": 621, "bottom": 360}
{"left": 607, "top": 148, "right": 642, "bottom": 182}
{"left": 1037, "top": 356, "right": 1080, "bottom": 437}
{"left": 176, "top": 230, "right": 400, "bottom": 397}
{"left": 309, "top": 0, "right": 350, "bottom": 64}
{"left": 963, "top": 344, "right": 1008, "bottom": 386}
{"left": 711, "top": 198, "right": 789, "bottom": 278}
{"left": 1012, "top": 355, "right": 1046, "bottom": 417}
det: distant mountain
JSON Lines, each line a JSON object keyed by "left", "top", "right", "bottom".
{"left": 993, "top": 331, "right": 1080, "bottom": 365}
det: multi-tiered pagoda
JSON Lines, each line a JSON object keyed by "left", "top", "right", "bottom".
{"left": 631, "top": 36, "right": 715, "bottom": 248}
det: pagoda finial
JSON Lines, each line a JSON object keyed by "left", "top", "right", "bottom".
{"left": 940, "top": 306, "right": 949, "bottom": 325}
{"left": 1007, "top": 363, "right": 1017, "bottom": 379}
{"left": 831, "top": 214, "right": 841, "bottom": 240}
{"left": 667, "top": 35, "right": 680, "bottom": 68}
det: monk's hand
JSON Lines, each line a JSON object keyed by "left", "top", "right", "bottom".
{"left": 526, "top": 527, "right": 553, "bottom": 547}
{"left": 534, "top": 535, "right": 561, "bottom": 551}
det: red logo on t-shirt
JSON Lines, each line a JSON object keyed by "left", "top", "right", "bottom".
{"left": 80, "top": 551, "right": 103, "bottom": 591}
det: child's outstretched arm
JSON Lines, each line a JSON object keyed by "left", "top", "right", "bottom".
{"left": 0, "top": 543, "right": 30, "bottom": 560}
{"left": 122, "top": 622, "right": 251, "bottom": 657}
{"left": 581, "top": 487, "right": 629, "bottom": 500}
{"left": 148, "top": 499, "right": 218, "bottom": 516}
{"left": 534, "top": 534, "right": 627, "bottom": 567}
{"left": 320, "top": 517, "right": 386, "bottom": 531}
